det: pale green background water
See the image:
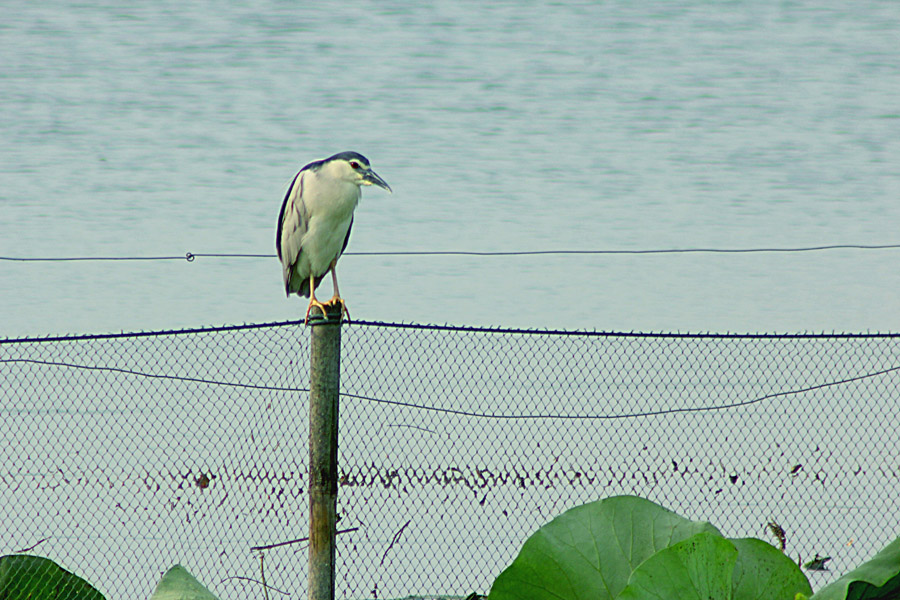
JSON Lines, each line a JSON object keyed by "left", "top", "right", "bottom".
{"left": 2, "top": 1, "right": 900, "bottom": 337}
{"left": 3, "top": 3, "right": 900, "bottom": 598}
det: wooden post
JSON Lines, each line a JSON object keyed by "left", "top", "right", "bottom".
{"left": 307, "top": 304, "right": 343, "bottom": 600}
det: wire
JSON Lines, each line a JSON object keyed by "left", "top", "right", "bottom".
{"left": 348, "top": 243, "right": 900, "bottom": 256}
{"left": 339, "top": 364, "right": 900, "bottom": 419}
{"left": 352, "top": 320, "right": 900, "bottom": 339}
{"left": 2, "top": 243, "right": 900, "bottom": 263}
{"left": 3, "top": 357, "right": 897, "bottom": 421}
{"left": 0, "top": 358, "right": 304, "bottom": 394}
{"left": 3, "top": 319, "right": 900, "bottom": 346}
{"left": 0, "top": 254, "right": 195, "bottom": 262}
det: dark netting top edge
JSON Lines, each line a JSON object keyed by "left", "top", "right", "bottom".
{"left": 3, "top": 319, "right": 900, "bottom": 344}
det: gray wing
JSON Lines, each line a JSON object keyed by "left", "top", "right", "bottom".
{"left": 340, "top": 216, "right": 353, "bottom": 257}
{"left": 276, "top": 170, "right": 310, "bottom": 296}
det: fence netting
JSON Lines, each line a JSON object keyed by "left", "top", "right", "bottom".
{"left": 2, "top": 321, "right": 899, "bottom": 599}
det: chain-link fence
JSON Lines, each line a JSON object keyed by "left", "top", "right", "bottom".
{"left": 2, "top": 320, "right": 899, "bottom": 599}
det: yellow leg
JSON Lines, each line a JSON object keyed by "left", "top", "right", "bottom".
{"left": 304, "top": 273, "right": 330, "bottom": 325}
{"left": 326, "top": 260, "right": 350, "bottom": 322}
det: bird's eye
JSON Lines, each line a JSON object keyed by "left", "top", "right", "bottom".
{"left": 349, "top": 161, "right": 360, "bottom": 169}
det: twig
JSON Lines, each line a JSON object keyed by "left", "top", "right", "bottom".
{"left": 251, "top": 527, "right": 359, "bottom": 552}
{"left": 260, "top": 553, "right": 270, "bottom": 600}
{"left": 380, "top": 520, "right": 411, "bottom": 566}
{"left": 218, "top": 576, "right": 290, "bottom": 596}
{"left": 15, "top": 538, "right": 48, "bottom": 553}
{"left": 386, "top": 423, "right": 438, "bottom": 434}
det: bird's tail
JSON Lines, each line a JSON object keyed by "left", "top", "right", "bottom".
{"left": 287, "top": 271, "right": 325, "bottom": 298}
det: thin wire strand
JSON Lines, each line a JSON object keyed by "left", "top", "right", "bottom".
{"left": 2, "top": 243, "right": 900, "bottom": 263}
{"left": 0, "top": 358, "right": 305, "bottom": 394}
{"left": 339, "top": 364, "right": 900, "bottom": 420}
{"left": 348, "top": 243, "right": 900, "bottom": 256}
{"left": 3, "top": 357, "right": 897, "bottom": 421}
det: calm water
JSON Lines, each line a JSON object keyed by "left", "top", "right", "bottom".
{"left": 2, "top": 1, "right": 900, "bottom": 337}
{"left": 2, "top": 3, "right": 900, "bottom": 596}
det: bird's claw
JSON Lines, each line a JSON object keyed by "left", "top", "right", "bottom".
{"left": 304, "top": 298, "right": 330, "bottom": 325}
{"left": 327, "top": 295, "right": 351, "bottom": 323}
{"left": 304, "top": 296, "right": 350, "bottom": 325}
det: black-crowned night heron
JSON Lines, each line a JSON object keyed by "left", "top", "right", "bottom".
{"left": 276, "top": 151, "right": 391, "bottom": 323}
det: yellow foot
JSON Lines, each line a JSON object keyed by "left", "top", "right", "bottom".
{"left": 304, "top": 298, "right": 331, "bottom": 325}
{"left": 326, "top": 295, "right": 351, "bottom": 322}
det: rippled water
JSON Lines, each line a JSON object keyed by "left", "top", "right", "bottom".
{"left": 3, "top": 3, "right": 900, "bottom": 598}
{"left": 2, "top": 1, "right": 899, "bottom": 337}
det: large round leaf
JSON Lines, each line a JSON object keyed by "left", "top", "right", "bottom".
{"left": 730, "top": 538, "right": 812, "bottom": 600}
{"left": 810, "top": 536, "right": 900, "bottom": 600}
{"left": 617, "top": 532, "right": 738, "bottom": 600}
{"left": 0, "top": 554, "right": 105, "bottom": 600}
{"left": 488, "top": 495, "right": 721, "bottom": 600}
{"left": 149, "top": 565, "right": 221, "bottom": 600}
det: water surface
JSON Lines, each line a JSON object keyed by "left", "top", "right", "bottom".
{"left": 2, "top": 1, "right": 899, "bottom": 336}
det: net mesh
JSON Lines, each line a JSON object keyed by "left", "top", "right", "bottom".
{"left": 2, "top": 321, "right": 899, "bottom": 599}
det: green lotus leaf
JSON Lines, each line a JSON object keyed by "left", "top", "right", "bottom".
{"left": 0, "top": 554, "right": 105, "bottom": 600}
{"left": 488, "top": 495, "right": 721, "bottom": 600}
{"left": 810, "top": 536, "right": 900, "bottom": 600}
{"left": 617, "top": 531, "right": 737, "bottom": 600}
{"left": 149, "top": 565, "right": 221, "bottom": 600}
{"left": 730, "top": 537, "right": 812, "bottom": 600}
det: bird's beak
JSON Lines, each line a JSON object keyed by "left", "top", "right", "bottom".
{"left": 364, "top": 170, "right": 392, "bottom": 193}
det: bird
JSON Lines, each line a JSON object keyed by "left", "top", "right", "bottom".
{"left": 276, "top": 151, "right": 391, "bottom": 323}
{"left": 802, "top": 553, "right": 831, "bottom": 571}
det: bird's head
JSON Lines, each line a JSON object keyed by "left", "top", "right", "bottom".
{"left": 323, "top": 151, "right": 392, "bottom": 193}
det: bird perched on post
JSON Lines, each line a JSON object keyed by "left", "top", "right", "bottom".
{"left": 276, "top": 151, "right": 391, "bottom": 323}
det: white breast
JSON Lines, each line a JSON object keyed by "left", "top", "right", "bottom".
{"left": 298, "top": 169, "right": 360, "bottom": 275}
